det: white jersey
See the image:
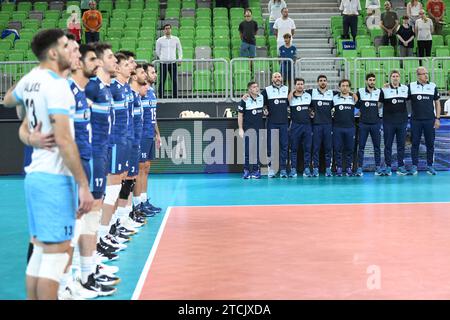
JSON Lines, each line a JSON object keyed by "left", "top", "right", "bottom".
{"left": 13, "top": 67, "right": 76, "bottom": 176}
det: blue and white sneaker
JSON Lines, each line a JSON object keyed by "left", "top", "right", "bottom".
{"left": 384, "top": 166, "right": 392, "bottom": 176}
{"left": 335, "top": 167, "right": 343, "bottom": 177}
{"left": 142, "top": 200, "right": 162, "bottom": 213}
{"left": 345, "top": 168, "right": 353, "bottom": 177}
{"left": 427, "top": 166, "right": 437, "bottom": 175}
{"left": 279, "top": 169, "right": 288, "bottom": 178}
{"left": 303, "top": 168, "right": 312, "bottom": 177}
{"left": 268, "top": 167, "right": 276, "bottom": 178}
{"left": 251, "top": 169, "right": 261, "bottom": 179}
{"left": 374, "top": 166, "right": 383, "bottom": 176}
{"left": 312, "top": 167, "right": 319, "bottom": 177}
{"left": 355, "top": 167, "right": 363, "bottom": 177}
{"left": 409, "top": 165, "right": 418, "bottom": 175}
{"left": 397, "top": 166, "right": 408, "bottom": 176}
{"left": 288, "top": 168, "right": 297, "bottom": 178}
{"left": 243, "top": 169, "right": 251, "bottom": 179}
{"left": 135, "top": 203, "right": 156, "bottom": 218}
{"left": 325, "top": 168, "right": 332, "bottom": 177}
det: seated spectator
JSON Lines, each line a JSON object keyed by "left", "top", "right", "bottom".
{"left": 415, "top": 10, "right": 434, "bottom": 57}
{"left": 268, "top": 0, "right": 287, "bottom": 35}
{"left": 397, "top": 16, "right": 415, "bottom": 57}
{"left": 426, "top": 0, "right": 445, "bottom": 35}
{"left": 279, "top": 33, "right": 297, "bottom": 87}
{"left": 407, "top": 0, "right": 422, "bottom": 28}
{"left": 380, "top": 1, "right": 399, "bottom": 49}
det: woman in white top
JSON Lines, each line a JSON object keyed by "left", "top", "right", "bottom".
{"left": 268, "top": 0, "right": 287, "bottom": 35}
{"left": 415, "top": 10, "right": 434, "bottom": 57}
{"left": 406, "top": 0, "right": 422, "bottom": 28}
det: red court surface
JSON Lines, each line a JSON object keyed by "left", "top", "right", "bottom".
{"left": 136, "top": 203, "right": 450, "bottom": 300}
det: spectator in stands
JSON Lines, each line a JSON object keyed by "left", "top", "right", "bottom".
{"left": 397, "top": 16, "right": 415, "bottom": 57}
{"left": 273, "top": 8, "right": 296, "bottom": 49}
{"left": 68, "top": 10, "right": 82, "bottom": 44}
{"left": 82, "top": 0, "right": 102, "bottom": 44}
{"left": 406, "top": 0, "right": 423, "bottom": 28}
{"left": 380, "top": 1, "right": 399, "bottom": 49}
{"left": 339, "top": 0, "right": 362, "bottom": 42}
{"left": 268, "top": 0, "right": 287, "bottom": 35}
{"left": 156, "top": 23, "right": 183, "bottom": 98}
{"left": 239, "top": 9, "right": 258, "bottom": 58}
{"left": 426, "top": 0, "right": 445, "bottom": 35}
{"left": 279, "top": 33, "right": 297, "bottom": 88}
{"left": 415, "top": 10, "right": 434, "bottom": 57}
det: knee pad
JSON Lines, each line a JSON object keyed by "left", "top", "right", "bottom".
{"left": 70, "top": 219, "right": 83, "bottom": 247}
{"left": 104, "top": 184, "right": 121, "bottom": 206}
{"left": 38, "top": 252, "right": 70, "bottom": 283}
{"left": 119, "top": 179, "right": 134, "bottom": 200}
{"left": 80, "top": 210, "right": 101, "bottom": 235}
{"left": 25, "top": 245, "right": 43, "bottom": 278}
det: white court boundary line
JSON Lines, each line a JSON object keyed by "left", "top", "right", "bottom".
{"left": 131, "top": 206, "right": 172, "bottom": 300}
{"left": 171, "top": 201, "right": 450, "bottom": 208}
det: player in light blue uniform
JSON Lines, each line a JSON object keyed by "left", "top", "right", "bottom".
{"left": 4, "top": 29, "right": 93, "bottom": 300}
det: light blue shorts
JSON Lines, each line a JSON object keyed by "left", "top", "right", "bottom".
{"left": 24, "top": 172, "right": 77, "bottom": 243}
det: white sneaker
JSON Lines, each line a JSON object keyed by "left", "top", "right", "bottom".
{"left": 104, "top": 234, "right": 127, "bottom": 251}
{"left": 58, "top": 286, "right": 84, "bottom": 300}
{"left": 123, "top": 217, "right": 143, "bottom": 230}
{"left": 72, "top": 281, "right": 98, "bottom": 299}
{"left": 98, "top": 263, "right": 119, "bottom": 275}
{"left": 268, "top": 167, "right": 276, "bottom": 178}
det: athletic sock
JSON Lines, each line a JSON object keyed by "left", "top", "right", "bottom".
{"left": 80, "top": 256, "right": 94, "bottom": 284}
{"left": 132, "top": 196, "right": 141, "bottom": 207}
{"left": 141, "top": 192, "right": 148, "bottom": 203}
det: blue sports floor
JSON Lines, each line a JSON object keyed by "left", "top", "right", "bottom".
{"left": 1, "top": 172, "right": 450, "bottom": 300}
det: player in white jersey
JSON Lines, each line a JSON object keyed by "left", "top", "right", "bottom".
{"left": 3, "top": 29, "right": 93, "bottom": 300}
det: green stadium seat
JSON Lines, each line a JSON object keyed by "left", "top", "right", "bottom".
{"left": 136, "top": 48, "right": 153, "bottom": 61}
{"left": 45, "top": 10, "right": 61, "bottom": 20}
{"left": 126, "top": 20, "right": 141, "bottom": 29}
{"left": 127, "top": 9, "right": 143, "bottom": 18}
{"left": 196, "top": 27, "right": 211, "bottom": 38}
{"left": 342, "top": 49, "right": 358, "bottom": 59}
{"left": 180, "top": 38, "right": 194, "bottom": 48}
{"left": 360, "top": 46, "right": 376, "bottom": 57}
{"left": 213, "top": 70, "right": 227, "bottom": 93}
{"left": 0, "top": 41, "right": 12, "bottom": 52}
{"left": 11, "top": 12, "right": 28, "bottom": 22}
{"left": 378, "top": 46, "right": 395, "bottom": 57}
{"left": 195, "top": 37, "right": 212, "bottom": 46}
{"left": 369, "top": 28, "right": 383, "bottom": 42}
{"left": 108, "top": 39, "right": 121, "bottom": 52}
{"left": 110, "top": 19, "right": 125, "bottom": 29}
{"left": 255, "top": 36, "right": 265, "bottom": 47}
{"left": 130, "top": 0, "right": 145, "bottom": 10}
{"left": 214, "top": 36, "right": 230, "bottom": 48}
{"left": 98, "top": 1, "right": 113, "bottom": 13}
{"left": 1, "top": 2, "right": 15, "bottom": 12}
{"left": 253, "top": 60, "right": 271, "bottom": 72}
{"left": 22, "top": 20, "right": 40, "bottom": 30}
{"left": 213, "top": 7, "right": 228, "bottom": 19}
{"left": 123, "top": 29, "right": 139, "bottom": 38}
{"left": 196, "top": 18, "right": 211, "bottom": 28}
{"left": 112, "top": 10, "right": 127, "bottom": 19}
{"left": 180, "top": 17, "right": 195, "bottom": 27}
{"left": 8, "top": 51, "right": 25, "bottom": 61}
{"left": 194, "top": 69, "right": 212, "bottom": 93}
{"left": 233, "top": 71, "right": 251, "bottom": 94}
{"left": 433, "top": 68, "right": 447, "bottom": 89}
{"left": 233, "top": 60, "right": 251, "bottom": 73}
{"left": 435, "top": 46, "right": 450, "bottom": 57}
{"left": 230, "top": 8, "right": 244, "bottom": 19}
{"left": 18, "top": 2, "right": 33, "bottom": 12}
{"left": 196, "top": 8, "right": 211, "bottom": 19}
{"left": 19, "top": 30, "right": 35, "bottom": 41}
{"left": 41, "top": 20, "right": 58, "bottom": 29}
{"left": 14, "top": 40, "right": 30, "bottom": 51}
{"left": 120, "top": 38, "right": 137, "bottom": 50}
{"left": 214, "top": 48, "right": 230, "bottom": 59}
{"left": 26, "top": 49, "right": 36, "bottom": 61}
{"left": 402, "top": 59, "right": 420, "bottom": 73}
{"left": 382, "top": 59, "right": 401, "bottom": 71}
{"left": 115, "top": 0, "right": 130, "bottom": 10}
{"left": 34, "top": 2, "right": 48, "bottom": 12}
{"left": 145, "top": 1, "right": 159, "bottom": 9}
{"left": 180, "top": 27, "right": 195, "bottom": 38}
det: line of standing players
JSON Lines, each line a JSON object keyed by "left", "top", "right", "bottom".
{"left": 238, "top": 69, "right": 442, "bottom": 179}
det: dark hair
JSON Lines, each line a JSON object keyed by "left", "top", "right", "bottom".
{"left": 338, "top": 79, "right": 351, "bottom": 87}
{"left": 244, "top": 9, "right": 252, "bottom": 15}
{"left": 140, "top": 62, "right": 149, "bottom": 72}
{"left": 114, "top": 52, "right": 128, "bottom": 64}
{"left": 402, "top": 15, "right": 409, "bottom": 20}
{"left": 390, "top": 69, "right": 400, "bottom": 77}
{"left": 294, "top": 77, "right": 305, "bottom": 84}
{"left": 117, "top": 50, "right": 136, "bottom": 59}
{"left": 317, "top": 74, "right": 327, "bottom": 82}
{"left": 31, "top": 28, "right": 66, "bottom": 62}
{"left": 147, "top": 63, "right": 155, "bottom": 70}
{"left": 163, "top": 23, "right": 171, "bottom": 29}
{"left": 79, "top": 43, "right": 96, "bottom": 61}
{"left": 65, "top": 32, "right": 76, "bottom": 41}
{"left": 247, "top": 81, "right": 257, "bottom": 89}
{"left": 283, "top": 33, "right": 291, "bottom": 39}
{"left": 131, "top": 63, "right": 145, "bottom": 76}
{"left": 365, "top": 72, "right": 376, "bottom": 80}
{"left": 93, "top": 42, "right": 112, "bottom": 59}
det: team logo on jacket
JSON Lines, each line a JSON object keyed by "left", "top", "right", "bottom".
{"left": 392, "top": 99, "right": 397, "bottom": 104}
{"left": 317, "top": 101, "right": 323, "bottom": 106}
{"left": 417, "top": 95, "right": 422, "bottom": 100}
{"left": 296, "top": 106, "right": 302, "bottom": 111}
{"left": 274, "top": 99, "right": 279, "bottom": 104}
{"left": 252, "top": 109, "right": 257, "bottom": 115}
{"left": 365, "top": 101, "right": 370, "bottom": 107}
{"left": 339, "top": 105, "right": 344, "bottom": 110}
